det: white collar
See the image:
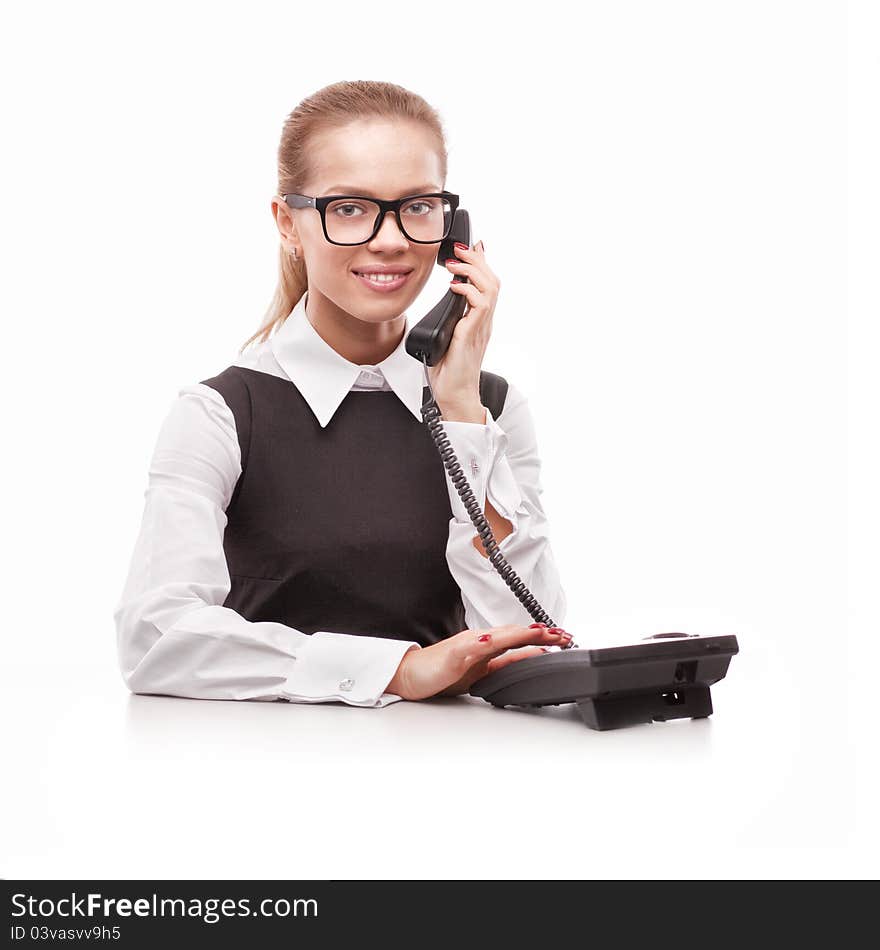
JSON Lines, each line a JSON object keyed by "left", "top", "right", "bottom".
{"left": 269, "top": 292, "right": 428, "bottom": 429}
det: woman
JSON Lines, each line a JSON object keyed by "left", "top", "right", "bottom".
{"left": 113, "top": 80, "right": 571, "bottom": 707}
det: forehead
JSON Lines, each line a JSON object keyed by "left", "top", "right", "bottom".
{"left": 308, "top": 119, "right": 443, "bottom": 196}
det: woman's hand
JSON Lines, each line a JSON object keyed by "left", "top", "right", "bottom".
{"left": 385, "top": 623, "right": 573, "bottom": 701}
{"left": 427, "top": 240, "right": 500, "bottom": 420}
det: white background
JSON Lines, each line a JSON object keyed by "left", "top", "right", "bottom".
{"left": 2, "top": 0, "right": 876, "bottom": 880}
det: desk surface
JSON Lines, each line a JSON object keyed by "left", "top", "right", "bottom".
{"left": 1, "top": 638, "right": 866, "bottom": 880}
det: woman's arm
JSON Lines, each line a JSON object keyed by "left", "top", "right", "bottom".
{"left": 113, "top": 385, "right": 421, "bottom": 706}
{"left": 439, "top": 404, "right": 516, "bottom": 548}
{"left": 439, "top": 380, "right": 569, "bottom": 630}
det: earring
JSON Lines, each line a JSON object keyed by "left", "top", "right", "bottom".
{"left": 289, "top": 245, "right": 298, "bottom": 260}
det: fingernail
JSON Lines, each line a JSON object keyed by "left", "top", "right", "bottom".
{"left": 548, "top": 627, "right": 565, "bottom": 634}
{"left": 529, "top": 623, "right": 548, "bottom": 629}
{"left": 479, "top": 240, "right": 485, "bottom": 251}
{"left": 454, "top": 242, "right": 468, "bottom": 251}
{"left": 445, "top": 258, "right": 457, "bottom": 266}
{"left": 478, "top": 634, "right": 492, "bottom": 642}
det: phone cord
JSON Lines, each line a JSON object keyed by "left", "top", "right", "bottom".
{"left": 420, "top": 355, "right": 573, "bottom": 645}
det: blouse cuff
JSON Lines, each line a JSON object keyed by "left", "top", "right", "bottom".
{"left": 440, "top": 408, "right": 523, "bottom": 529}
{"left": 281, "top": 631, "right": 420, "bottom": 707}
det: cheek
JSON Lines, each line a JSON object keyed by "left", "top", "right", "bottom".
{"left": 415, "top": 248, "right": 439, "bottom": 275}
{"left": 310, "top": 252, "right": 353, "bottom": 281}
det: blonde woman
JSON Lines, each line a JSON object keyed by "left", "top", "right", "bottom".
{"left": 114, "top": 80, "right": 571, "bottom": 708}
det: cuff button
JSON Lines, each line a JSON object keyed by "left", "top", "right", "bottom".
{"left": 339, "top": 678, "right": 354, "bottom": 691}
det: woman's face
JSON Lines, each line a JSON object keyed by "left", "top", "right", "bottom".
{"left": 274, "top": 118, "right": 445, "bottom": 331}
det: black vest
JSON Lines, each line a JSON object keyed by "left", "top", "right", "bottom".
{"left": 199, "top": 365, "right": 509, "bottom": 647}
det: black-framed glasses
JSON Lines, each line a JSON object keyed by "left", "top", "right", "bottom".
{"left": 280, "top": 190, "right": 459, "bottom": 246}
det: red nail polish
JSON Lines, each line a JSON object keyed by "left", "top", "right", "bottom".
{"left": 529, "top": 623, "right": 548, "bottom": 629}
{"left": 478, "top": 634, "right": 492, "bottom": 642}
{"left": 454, "top": 242, "right": 468, "bottom": 250}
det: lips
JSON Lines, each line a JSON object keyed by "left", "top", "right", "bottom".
{"left": 352, "top": 270, "right": 413, "bottom": 292}
{"left": 352, "top": 268, "right": 414, "bottom": 276}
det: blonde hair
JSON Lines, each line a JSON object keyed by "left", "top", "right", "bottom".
{"left": 239, "top": 80, "right": 449, "bottom": 353}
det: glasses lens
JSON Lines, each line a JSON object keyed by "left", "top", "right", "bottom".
{"left": 324, "top": 195, "right": 452, "bottom": 244}
{"left": 399, "top": 195, "right": 452, "bottom": 242}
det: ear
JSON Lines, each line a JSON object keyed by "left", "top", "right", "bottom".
{"left": 271, "top": 196, "right": 299, "bottom": 244}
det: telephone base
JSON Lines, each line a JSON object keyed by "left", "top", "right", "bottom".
{"left": 469, "top": 634, "right": 738, "bottom": 731}
{"left": 575, "top": 685, "right": 712, "bottom": 730}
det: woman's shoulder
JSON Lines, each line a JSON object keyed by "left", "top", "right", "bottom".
{"left": 479, "top": 370, "right": 533, "bottom": 425}
{"left": 148, "top": 380, "right": 242, "bottom": 505}
{"left": 160, "top": 379, "right": 239, "bottom": 442}
{"left": 231, "top": 335, "right": 289, "bottom": 382}
{"left": 478, "top": 368, "right": 510, "bottom": 421}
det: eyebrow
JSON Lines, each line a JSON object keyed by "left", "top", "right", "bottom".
{"left": 322, "top": 184, "right": 442, "bottom": 198}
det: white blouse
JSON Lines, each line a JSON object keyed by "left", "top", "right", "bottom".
{"left": 113, "top": 292, "right": 568, "bottom": 707}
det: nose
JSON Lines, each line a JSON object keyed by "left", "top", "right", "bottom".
{"left": 370, "top": 210, "right": 410, "bottom": 246}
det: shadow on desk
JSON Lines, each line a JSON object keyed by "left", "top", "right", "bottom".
{"left": 122, "top": 689, "right": 715, "bottom": 761}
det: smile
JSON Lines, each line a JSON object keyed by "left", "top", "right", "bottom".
{"left": 352, "top": 271, "right": 412, "bottom": 292}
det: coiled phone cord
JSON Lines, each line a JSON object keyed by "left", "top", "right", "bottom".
{"left": 420, "top": 354, "right": 575, "bottom": 648}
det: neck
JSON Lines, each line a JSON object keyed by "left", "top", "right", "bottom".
{"left": 304, "top": 290, "right": 407, "bottom": 365}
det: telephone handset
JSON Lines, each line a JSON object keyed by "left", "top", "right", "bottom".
{"left": 404, "top": 209, "right": 571, "bottom": 641}
{"left": 404, "top": 208, "right": 473, "bottom": 367}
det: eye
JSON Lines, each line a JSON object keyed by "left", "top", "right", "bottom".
{"left": 328, "top": 201, "right": 369, "bottom": 218}
{"left": 401, "top": 199, "right": 435, "bottom": 216}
